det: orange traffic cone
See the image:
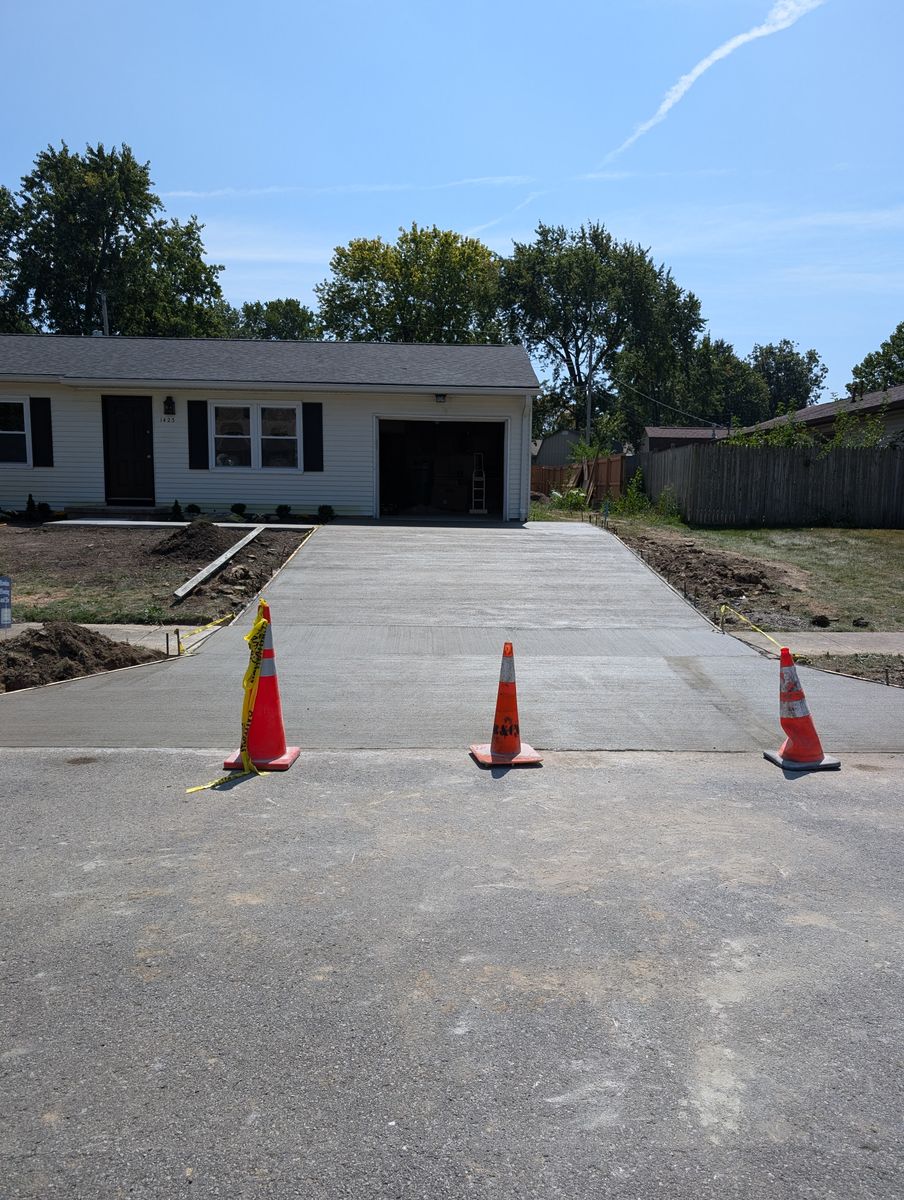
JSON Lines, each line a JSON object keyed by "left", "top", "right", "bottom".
{"left": 470, "top": 642, "right": 542, "bottom": 767}
{"left": 224, "top": 602, "right": 300, "bottom": 771}
{"left": 763, "top": 647, "right": 840, "bottom": 772}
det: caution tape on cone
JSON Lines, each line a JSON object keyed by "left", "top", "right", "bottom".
{"left": 186, "top": 600, "right": 270, "bottom": 794}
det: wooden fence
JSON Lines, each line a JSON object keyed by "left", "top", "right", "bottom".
{"left": 531, "top": 455, "right": 625, "bottom": 502}
{"left": 636, "top": 444, "right": 904, "bottom": 527}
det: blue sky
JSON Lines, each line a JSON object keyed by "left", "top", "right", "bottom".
{"left": 2, "top": 0, "right": 901, "bottom": 398}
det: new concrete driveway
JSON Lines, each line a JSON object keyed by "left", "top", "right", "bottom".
{"left": 3, "top": 521, "right": 904, "bottom": 751}
{"left": 3, "top": 522, "right": 904, "bottom": 1198}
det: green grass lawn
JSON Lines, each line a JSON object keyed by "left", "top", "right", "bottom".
{"left": 684, "top": 527, "right": 904, "bottom": 631}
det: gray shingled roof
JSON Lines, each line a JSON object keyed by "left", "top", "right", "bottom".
{"left": 0, "top": 334, "right": 538, "bottom": 391}
{"left": 743, "top": 383, "right": 904, "bottom": 432}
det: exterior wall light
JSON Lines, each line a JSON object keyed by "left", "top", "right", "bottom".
{"left": 163, "top": 396, "right": 176, "bottom": 416}
{"left": 434, "top": 393, "right": 447, "bottom": 404}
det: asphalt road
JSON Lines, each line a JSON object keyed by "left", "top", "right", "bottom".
{"left": 2, "top": 749, "right": 902, "bottom": 1198}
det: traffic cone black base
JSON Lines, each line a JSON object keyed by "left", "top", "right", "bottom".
{"left": 469, "top": 742, "right": 542, "bottom": 767}
{"left": 763, "top": 749, "right": 840, "bottom": 772}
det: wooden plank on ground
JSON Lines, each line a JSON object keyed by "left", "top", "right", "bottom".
{"left": 173, "top": 525, "right": 266, "bottom": 600}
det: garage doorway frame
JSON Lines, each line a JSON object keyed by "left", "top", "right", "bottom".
{"left": 372, "top": 414, "right": 511, "bottom": 521}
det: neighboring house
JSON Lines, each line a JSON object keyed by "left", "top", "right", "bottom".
{"left": 641, "top": 425, "right": 728, "bottom": 453}
{"left": 740, "top": 383, "right": 904, "bottom": 442}
{"left": 0, "top": 336, "right": 539, "bottom": 520}
{"left": 533, "top": 429, "right": 582, "bottom": 466}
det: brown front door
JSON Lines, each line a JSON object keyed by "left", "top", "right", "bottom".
{"left": 102, "top": 396, "right": 155, "bottom": 506}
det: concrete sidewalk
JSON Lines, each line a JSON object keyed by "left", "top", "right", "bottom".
{"left": 0, "top": 621, "right": 217, "bottom": 654}
{"left": 3, "top": 522, "right": 904, "bottom": 751}
{"left": 737, "top": 629, "right": 904, "bottom": 656}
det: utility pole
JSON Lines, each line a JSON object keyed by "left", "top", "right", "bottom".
{"left": 98, "top": 290, "right": 110, "bottom": 336}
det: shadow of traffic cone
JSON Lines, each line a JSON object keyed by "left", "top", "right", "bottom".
{"left": 224, "top": 602, "right": 300, "bottom": 771}
{"left": 763, "top": 647, "right": 840, "bottom": 772}
{"left": 470, "top": 642, "right": 542, "bottom": 767}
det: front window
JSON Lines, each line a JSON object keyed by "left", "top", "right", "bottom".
{"left": 211, "top": 403, "right": 300, "bottom": 469}
{"left": 0, "top": 400, "right": 28, "bottom": 463}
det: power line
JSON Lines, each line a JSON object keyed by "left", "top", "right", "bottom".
{"left": 609, "top": 374, "right": 727, "bottom": 433}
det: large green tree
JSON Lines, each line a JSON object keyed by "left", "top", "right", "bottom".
{"left": 3, "top": 141, "right": 225, "bottom": 336}
{"left": 316, "top": 223, "right": 503, "bottom": 343}
{"left": 746, "top": 339, "right": 827, "bottom": 414}
{"left": 500, "top": 221, "right": 704, "bottom": 438}
{"left": 850, "top": 320, "right": 904, "bottom": 393}
{"left": 226, "top": 298, "right": 321, "bottom": 341}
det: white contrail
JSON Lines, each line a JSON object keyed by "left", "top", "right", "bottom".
{"left": 604, "top": 0, "right": 827, "bottom": 162}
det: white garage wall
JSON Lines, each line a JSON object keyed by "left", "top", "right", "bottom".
{"left": 0, "top": 386, "right": 532, "bottom": 519}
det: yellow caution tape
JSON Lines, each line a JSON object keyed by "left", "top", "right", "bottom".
{"left": 186, "top": 599, "right": 269, "bottom": 793}
{"left": 178, "top": 613, "right": 235, "bottom": 655}
{"left": 718, "top": 603, "right": 784, "bottom": 650}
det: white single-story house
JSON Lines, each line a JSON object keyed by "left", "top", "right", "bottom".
{"left": 0, "top": 336, "right": 539, "bottom": 520}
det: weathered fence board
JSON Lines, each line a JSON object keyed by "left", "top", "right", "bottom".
{"left": 636, "top": 445, "right": 904, "bottom": 527}
{"left": 531, "top": 455, "right": 625, "bottom": 500}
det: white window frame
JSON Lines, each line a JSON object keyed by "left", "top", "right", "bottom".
{"left": 0, "top": 396, "right": 32, "bottom": 466}
{"left": 208, "top": 401, "right": 303, "bottom": 471}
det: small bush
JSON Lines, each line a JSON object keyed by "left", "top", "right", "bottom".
{"left": 612, "top": 470, "right": 650, "bottom": 517}
{"left": 655, "top": 485, "right": 680, "bottom": 519}
{"left": 230, "top": 503, "right": 247, "bottom": 516}
{"left": 36, "top": 501, "right": 53, "bottom": 521}
{"left": 170, "top": 498, "right": 184, "bottom": 521}
{"left": 550, "top": 488, "right": 587, "bottom": 512}
{"left": 185, "top": 503, "right": 201, "bottom": 516}
{"left": 317, "top": 504, "right": 335, "bottom": 521}
{"left": 25, "top": 493, "right": 38, "bottom": 521}
{"left": 276, "top": 504, "right": 292, "bottom": 520}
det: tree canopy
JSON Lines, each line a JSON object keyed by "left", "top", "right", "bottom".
{"left": 501, "top": 221, "right": 711, "bottom": 442}
{"left": 746, "top": 339, "right": 827, "bottom": 414}
{"left": 316, "top": 223, "right": 503, "bottom": 343}
{"left": 850, "top": 320, "right": 904, "bottom": 394}
{"left": 223, "top": 298, "right": 321, "bottom": 341}
{"left": 1, "top": 142, "right": 225, "bottom": 337}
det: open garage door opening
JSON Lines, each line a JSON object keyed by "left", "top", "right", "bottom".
{"left": 379, "top": 420, "right": 506, "bottom": 518}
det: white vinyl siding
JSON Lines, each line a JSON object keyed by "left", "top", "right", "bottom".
{"left": 0, "top": 386, "right": 532, "bottom": 519}
{"left": 0, "top": 387, "right": 105, "bottom": 507}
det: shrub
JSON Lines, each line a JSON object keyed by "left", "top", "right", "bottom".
{"left": 25, "top": 493, "right": 38, "bottom": 521}
{"left": 230, "top": 503, "right": 247, "bottom": 516}
{"left": 550, "top": 488, "right": 587, "bottom": 512}
{"left": 170, "top": 498, "right": 184, "bottom": 521}
{"left": 317, "top": 504, "right": 335, "bottom": 521}
{"left": 612, "top": 470, "right": 650, "bottom": 516}
{"left": 655, "top": 485, "right": 680, "bottom": 519}
{"left": 276, "top": 504, "right": 292, "bottom": 520}
{"left": 37, "top": 501, "right": 53, "bottom": 521}
{"left": 185, "top": 503, "right": 201, "bottom": 516}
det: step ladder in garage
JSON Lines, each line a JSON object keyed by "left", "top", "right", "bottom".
{"left": 470, "top": 453, "right": 488, "bottom": 514}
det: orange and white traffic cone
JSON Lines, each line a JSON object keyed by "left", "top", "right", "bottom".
{"left": 224, "top": 602, "right": 300, "bottom": 771}
{"left": 763, "top": 647, "right": 840, "bottom": 772}
{"left": 470, "top": 642, "right": 542, "bottom": 767}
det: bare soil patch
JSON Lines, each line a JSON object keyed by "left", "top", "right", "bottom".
{"left": 805, "top": 654, "right": 904, "bottom": 689}
{"left": 0, "top": 521, "right": 312, "bottom": 625}
{"left": 0, "top": 621, "right": 164, "bottom": 693}
{"left": 612, "top": 522, "right": 811, "bottom": 630}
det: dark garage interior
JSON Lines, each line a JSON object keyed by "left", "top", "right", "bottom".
{"left": 379, "top": 420, "right": 505, "bottom": 517}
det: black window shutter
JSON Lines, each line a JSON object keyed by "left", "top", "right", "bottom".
{"left": 302, "top": 402, "right": 323, "bottom": 471}
{"left": 29, "top": 398, "right": 53, "bottom": 467}
{"left": 187, "top": 400, "right": 209, "bottom": 469}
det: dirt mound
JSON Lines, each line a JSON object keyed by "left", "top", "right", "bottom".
{"left": 151, "top": 520, "right": 240, "bottom": 565}
{"left": 0, "top": 621, "right": 164, "bottom": 693}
